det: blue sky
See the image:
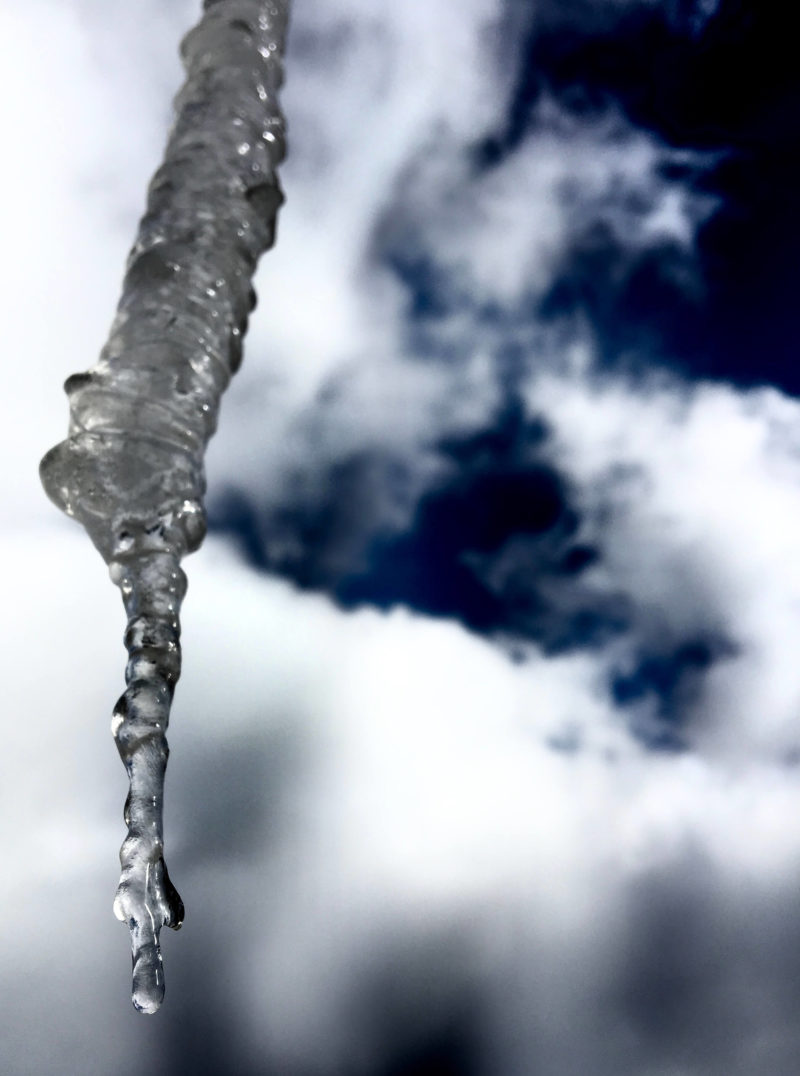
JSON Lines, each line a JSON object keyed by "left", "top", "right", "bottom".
{"left": 2, "top": 0, "right": 800, "bottom": 1072}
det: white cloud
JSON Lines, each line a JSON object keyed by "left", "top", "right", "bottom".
{"left": 373, "top": 102, "right": 714, "bottom": 313}
{"left": 532, "top": 368, "right": 800, "bottom": 760}
{"left": 5, "top": 532, "right": 800, "bottom": 1073}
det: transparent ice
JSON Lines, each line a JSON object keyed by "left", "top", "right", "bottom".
{"left": 39, "top": 0, "right": 289, "bottom": 1014}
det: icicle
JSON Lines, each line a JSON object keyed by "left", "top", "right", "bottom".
{"left": 39, "top": 0, "right": 290, "bottom": 1014}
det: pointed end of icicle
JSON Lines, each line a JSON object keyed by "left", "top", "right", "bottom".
{"left": 131, "top": 939, "right": 166, "bottom": 1015}
{"left": 133, "top": 997, "right": 162, "bottom": 1016}
{"left": 115, "top": 860, "right": 184, "bottom": 1015}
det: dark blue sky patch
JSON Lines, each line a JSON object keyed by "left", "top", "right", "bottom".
{"left": 213, "top": 450, "right": 423, "bottom": 590}
{"left": 539, "top": 229, "right": 706, "bottom": 373}
{"left": 419, "top": 466, "right": 565, "bottom": 555}
{"left": 610, "top": 636, "right": 737, "bottom": 750}
{"left": 474, "top": 0, "right": 698, "bottom": 169}
{"left": 383, "top": 246, "right": 456, "bottom": 322}
{"left": 368, "top": 0, "right": 800, "bottom": 393}
{"left": 479, "top": 0, "right": 800, "bottom": 395}
{"left": 334, "top": 458, "right": 571, "bottom": 632}
{"left": 557, "top": 544, "right": 598, "bottom": 574}
{"left": 497, "top": 0, "right": 794, "bottom": 152}
{"left": 208, "top": 409, "right": 633, "bottom": 655}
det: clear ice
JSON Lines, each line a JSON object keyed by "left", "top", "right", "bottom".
{"left": 39, "top": 0, "right": 289, "bottom": 1014}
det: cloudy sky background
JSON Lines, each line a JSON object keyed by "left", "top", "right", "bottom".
{"left": 2, "top": 0, "right": 800, "bottom": 1071}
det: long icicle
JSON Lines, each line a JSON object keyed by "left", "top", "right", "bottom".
{"left": 39, "top": 0, "right": 290, "bottom": 1013}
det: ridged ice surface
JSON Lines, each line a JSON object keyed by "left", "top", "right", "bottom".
{"left": 40, "top": 0, "right": 289, "bottom": 1014}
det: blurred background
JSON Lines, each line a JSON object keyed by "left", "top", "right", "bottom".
{"left": 3, "top": 0, "right": 800, "bottom": 1072}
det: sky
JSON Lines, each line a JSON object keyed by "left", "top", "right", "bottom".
{"left": 2, "top": 0, "right": 800, "bottom": 1072}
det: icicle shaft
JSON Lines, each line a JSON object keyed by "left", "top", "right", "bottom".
{"left": 39, "top": 0, "right": 290, "bottom": 1013}
{"left": 109, "top": 547, "right": 187, "bottom": 1013}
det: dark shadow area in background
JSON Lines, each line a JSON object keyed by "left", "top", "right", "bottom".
{"left": 161, "top": 726, "right": 311, "bottom": 1075}
{"left": 160, "top": 901, "right": 484, "bottom": 1076}
{"left": 372, "top": 1014, "right": 479, "bottom": 1076}
{"left": 614, "top": 859, "right": 800, "bottom": 1073}
{"left": 175, "top": 728, "right": 302, "bottom": 865}
{"left": 344, "top": 928, "right": 484, "bottom": 1076}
